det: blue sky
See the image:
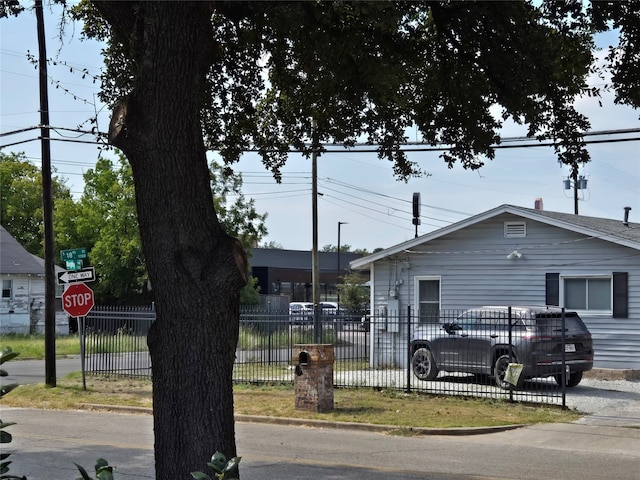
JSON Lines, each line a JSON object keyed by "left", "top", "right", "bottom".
{"left": 2, "top": 3, "right": 639, "bottom": 252}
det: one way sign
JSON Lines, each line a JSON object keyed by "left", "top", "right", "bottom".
{"left": 57, "top": 267, "right": 96, "bottom": 285}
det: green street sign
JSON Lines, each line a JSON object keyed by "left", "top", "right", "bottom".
{"left": 60, "top": 247, "right": 87, "bottom": 261}
{"left": 65, "top": 259, "right": 83, "bottom": 271}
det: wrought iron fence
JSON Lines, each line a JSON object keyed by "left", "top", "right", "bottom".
{"left": 82, "top": 305, "right": 590, "bottom": 406}
{"left": 83, "top": 305, "right": 154, "bottom": 377}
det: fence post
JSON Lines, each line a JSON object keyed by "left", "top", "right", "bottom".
{"left": 406, "top": 305, "right": 412, "bottom": 394}
{"left": 508, "top": 306, "right": 513, "bottom": 402}
{"left": 561, "top": 307, "right": 567, "bottom": 408}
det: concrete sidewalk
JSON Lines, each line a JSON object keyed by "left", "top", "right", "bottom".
{"left": 476, "top": 421, "right": 640, "bottom": 460}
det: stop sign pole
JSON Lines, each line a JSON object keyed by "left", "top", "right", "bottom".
{"left": 62, "top": 283, "right": 94, "bottom": 390}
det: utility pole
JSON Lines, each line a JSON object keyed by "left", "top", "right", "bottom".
{"left": 572, "top": 169, "right": 579, "bottom": 215}
{"left": 36, "top": 0, "right": 56, "bottom": 387}
{"left": 311, "top": 120, "right": 321, "bottom": 343}
{"left": 563, "top": 169, "right": 588, "bottom": 215}
{"left": 337, "top": 221, "right": 347, "bottom": 305}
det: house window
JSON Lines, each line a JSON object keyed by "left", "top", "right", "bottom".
{"left": 415, "top": 276, "right": 440, "bottom": 323}
{"left": 504, "top": 221, "right": 526, "bottom": 238}
{"left": 2, "top": 279, "right": 12, "bottom": 299}
{"left": 564, "top": 276, "right": 611, "bottom": 312}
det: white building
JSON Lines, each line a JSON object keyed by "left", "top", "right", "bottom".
{"left": 0, "top": 225, "right": 67, "bottom": 334}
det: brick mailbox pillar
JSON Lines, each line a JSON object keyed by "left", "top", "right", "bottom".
{"left": 293, "top": 344, "right": 334, "bottom": 413}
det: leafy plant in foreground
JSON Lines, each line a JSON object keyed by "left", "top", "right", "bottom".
{"left": 191, "top": 451, "right": 241, "bottom": 480}
{"left": 0, "top": 346, "right": 26, "bottom": 480}
{"left": 72, "top": 451, "right": 240, "bottom": 480}
{"left": 74, "top": 458, "right": 114, "bottom": 480}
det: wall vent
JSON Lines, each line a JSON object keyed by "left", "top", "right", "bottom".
{"left": 504, "top": 221, "right": 526, "bottom": 238}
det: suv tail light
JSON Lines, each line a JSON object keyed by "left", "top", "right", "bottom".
{"left": 523, "top": 334, "right": 555, "bottom": 341}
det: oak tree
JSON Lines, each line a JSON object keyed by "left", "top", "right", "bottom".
{"left": 63, "top": 1, "right": 640, "bottom": 478}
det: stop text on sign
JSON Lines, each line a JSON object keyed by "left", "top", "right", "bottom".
{"left": 64, "top": 292, "right": 93, "bottom": 308}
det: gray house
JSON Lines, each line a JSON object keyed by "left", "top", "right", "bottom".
{"left": 0, "top": 225, "right": 67, "bottom": 334}
{"left": 350, "top": 204, "right": 640, "bottom": 371}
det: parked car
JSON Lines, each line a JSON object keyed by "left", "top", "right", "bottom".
{"left": 360, "top": 308, "right": 371, "bottom": 331}
{"left": 410, "top": 306, "right": 594, "bottom": 389}
{"left": 288, "top": 302, "right": 314, "bottom": 324}
{"left": 319, "top": 302, "right": 338, "bottom": 315}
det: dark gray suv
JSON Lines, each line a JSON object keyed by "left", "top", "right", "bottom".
{"left": 410, "top": 306, "right": 594, "bottom": 388}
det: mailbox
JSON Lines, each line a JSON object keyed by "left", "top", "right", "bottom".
{"left": 293, "top": 344, "right": 334, "bottom": 413}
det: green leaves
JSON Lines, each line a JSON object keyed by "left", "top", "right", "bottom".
{"left": 0, "top": 347, "right": 20, "bottom": 398}
{"left": 0, "top": 347, "right": 20, "bottom": 369}
{"left": 0, "top": 348, "right": 26, "bottom": 480}
{"left": 74, "top": 458, "right": 114, "bottom": 480}
{"left": 191, "top": 451, "right": 241, "bottom": 480}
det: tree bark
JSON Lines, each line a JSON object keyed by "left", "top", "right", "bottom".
{"left": 97, "top": 2, "right": 246, "bottom": 478}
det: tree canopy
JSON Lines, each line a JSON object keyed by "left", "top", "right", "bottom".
{"left": 337, "top": 271, "right": 370, "bottom": 314}
{"left": 74, "top": 1, "right": 639, "bottom": 180}
{"left": 79, "top": 154, "right": 266, "bottom": 303}
{"left": 0, "top": 150, "right": 266, "bottom": 304}
{"left": 0, "top": 151, "right": 76, "bottom": 256}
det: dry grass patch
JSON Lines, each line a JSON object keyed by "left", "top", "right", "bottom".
{"left": 1, "top": 375, "right": 581, "bottom": 428}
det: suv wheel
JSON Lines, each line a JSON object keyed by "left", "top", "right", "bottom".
{"left": 493, "top": 354, "right": 514, "bottom": 390}
{"left": 554, "top": 370, "right": 583, "bottom": 387}
{"left": 412, "top": 347, "right": 439, "bottom": 381}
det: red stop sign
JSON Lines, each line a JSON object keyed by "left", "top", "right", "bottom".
{"left": 62, "top": 283, "right": 95, "bottom": 317}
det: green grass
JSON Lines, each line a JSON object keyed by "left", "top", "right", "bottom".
{"left": 1, "top": 327, "right": 344, "bottom": 360}
{"left": 237, "top": 324, "right": 347, "bottom": 350}
{"left": 0, "top": 373, "right": 581, "bottom": 429}
{"left": 0, "top": 334, "right": 81, "bottom": 359}
{"left": 1, "top": 333, "right": 149, "bottom": 359}
{"left": 0, "top": 334, "right": 584, "bottom": 430}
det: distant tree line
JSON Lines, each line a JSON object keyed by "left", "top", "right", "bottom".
{"left": 1, "top": 151, "right": 265, "bottom": 304}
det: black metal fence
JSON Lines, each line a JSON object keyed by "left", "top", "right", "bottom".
{"left": 82, "top": 305, "right": 590, "bottom": 406}
{"left": 83, "top": 305, "right": 154, "bottom": 377}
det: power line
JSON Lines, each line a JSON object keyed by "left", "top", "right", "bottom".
{"left": 323, "top": 177, "right": 472, "bottom": 217}
{"left": 2, "top": 125, "right": 639, "bottom": 151}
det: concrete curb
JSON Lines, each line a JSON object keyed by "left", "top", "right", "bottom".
{"left": 78, "top": 403, "right": 526, "bottom": 436}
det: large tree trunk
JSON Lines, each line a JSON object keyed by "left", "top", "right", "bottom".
{"left": 97, "top": 2, "right": 247, "bottom": 478}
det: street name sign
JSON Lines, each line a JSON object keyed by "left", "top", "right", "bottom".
{"left": 62, "top": 283, "right": 95, "bottom": 317}
{"left": 60, "top": 247, "right": 87, "bottom": 271}
{"left": 60, "top": 247, "right": 87, "bottom": 261}
{"left": 57, "top": 267, "right": 96, "bottom": 285}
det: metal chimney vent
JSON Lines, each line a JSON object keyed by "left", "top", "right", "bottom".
{"left": 624, "top": 206, "right": 632, "bottom": 226}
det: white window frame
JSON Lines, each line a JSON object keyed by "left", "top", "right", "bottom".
{"left": 560, "top": 274, "right": 612, "bottom": 315}
{"left": 2, "top": 279, "right": 12, "bottom": 299}
{"left": 414, "top": 275, "right": 441, "bottom": 323}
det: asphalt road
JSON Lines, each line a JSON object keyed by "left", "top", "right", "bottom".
{"left": 4, "top": 407, "right": 640, "bottom": 480}
{"left": 4, "top": 358, "right": 640, "bottom": 479}
{"left": 2, "top": 357, "right": 82, "bottom": 386}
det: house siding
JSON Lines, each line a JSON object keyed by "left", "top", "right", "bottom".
{"left": 0, "top": 274, "right": 67, "bottom": 334}
{"left": 1, "top": 275, "right": 41, "bottom": 333}
{"left": 367, "top": 213, "right": 640, "bottom": 370}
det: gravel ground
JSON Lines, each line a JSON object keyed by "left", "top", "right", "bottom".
{"left": 566, "top": 378, "right": 640, "bottom": 427}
